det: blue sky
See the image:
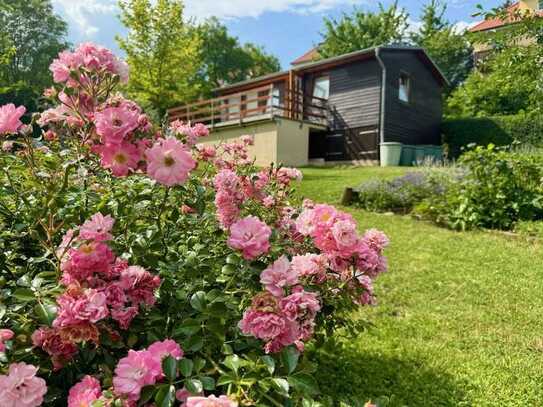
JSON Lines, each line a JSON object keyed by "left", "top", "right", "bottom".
{"left": 51, "top": 0, "right": 504, "bottom": 69}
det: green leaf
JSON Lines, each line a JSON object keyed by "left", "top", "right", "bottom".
{"left": 172, "top": 319, "right": 201, "bottom": 337}
{"left": 288, "top": 373, "right": 319, "bottom": 396}
{"left": 271, "top": 378, "right": 290, "bottom": 395}
{"left": 200, "top": 376, "right": 215, "bottom": 390}
{"left": 281, "top": 346, "right": 300, "bottom": 374}
{"left": 13, "top": 288, "right": 35, "bottom": 302}
{"left": 179, "top": 358, "right": 193, "bottom": 377}
{"left": 221, "top": 264, "right": 236, "bottom": 275}
{"left": 226, "top": 254, "right": 239, "bottom": 265}
{"left": 193, "top": 357, "right": 206, "bottom": 373}
{"left": 34, "top": 302, "right": 56, "bottom": 326}
{"left": 190, "top": 291, "right": 206, "bottom": 311}
{"left": 154, "top": 384, "right": 175, "bottom": 407}
{"left": 217, "top": 373, "right": 236, "bottom": 386}
{"left": 183, "top": 335, "right": 204, "bottom": 352}
{"left": 185, "top": 378, "right": 203, "bottom": 394}
{"left": 261, "top": 355, "right": 275, "bottom": 374}
{"left": 223, "top": 354, "right": 242, "bottom": 375}
{"left": 137, "top": 385, "right": 156, "bottom": 406}
{"left": 162, "top": 356, "right": 177, "bottom": 382}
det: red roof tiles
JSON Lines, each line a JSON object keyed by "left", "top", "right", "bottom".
{"left": 291, "top": 47, "right": 321, "bottom": 66}
{"left": 470, "top": 2, "right": 543, "bottom": 33}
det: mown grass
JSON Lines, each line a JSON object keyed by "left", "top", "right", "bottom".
{"left": 298, "top": 166, "right": 543, "bottom": 406}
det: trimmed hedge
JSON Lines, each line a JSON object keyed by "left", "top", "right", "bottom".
{"left": 442, "top": 114, "right": 543, "bottom": 158}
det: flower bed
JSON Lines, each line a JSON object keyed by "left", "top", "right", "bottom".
{"left": 0, "top": 43, "right": 389, "bottom": 406}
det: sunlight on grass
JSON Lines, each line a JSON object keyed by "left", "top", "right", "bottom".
{"left": 298, "top": 166, "right": 543, "bottom": 406}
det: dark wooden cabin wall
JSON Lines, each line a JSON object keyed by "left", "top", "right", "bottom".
{"left": 380, "top": 50, "right": 442, "bottom": 145}
{"left": 303, "top": 60, "right": 381, "bottom": 161}
{"left": 326, "top": 60, "right": 382, "bottom": 131}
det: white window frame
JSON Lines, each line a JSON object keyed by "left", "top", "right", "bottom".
{"left": 399, "top": 71, "right": 411, "bottom": 104}
{"left": 312, "top": 75, "right": 330, "bottom": 100}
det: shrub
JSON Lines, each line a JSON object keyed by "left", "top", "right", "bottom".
{"left": 416, "top": 145, "right": 543, "bottom": 230}
{"left": 442, "top": 113, "right": 543, "bottom": 158}
{"left": 0, "top": 43, "right": 390, "bottom": 406}
{"left": 354, "top": 170, "right": 453, "bottom": 214}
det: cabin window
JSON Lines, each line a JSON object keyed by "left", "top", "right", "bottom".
{"left": 245, "top": 90, "right": 258, "bottom": 113}
{"left": 313, "top": 75, "right": 330, "bottom": 100}
{"left": 399, "top": 72, "right": 411, "bottom": 103}
{"left": 540, "top": 0, "right": 543, "bottom": 10}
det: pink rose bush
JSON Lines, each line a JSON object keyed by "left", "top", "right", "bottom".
{"left": 0, "top": 43, "right": 389, "bottom": 406}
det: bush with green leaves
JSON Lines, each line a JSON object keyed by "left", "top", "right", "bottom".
{"left": 442, "top": 113, "right": 543, "bottom": 158}
{"left": 415, "top": 145, "right": 543, "bottom": 230}
{"left": 0, "top": 43, "right": 390, "bottom": 406}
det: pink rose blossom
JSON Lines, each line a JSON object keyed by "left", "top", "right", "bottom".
{"left": 61, "top": 242, "right": 115, "bottom": 284}
{"left": 113, "top": 350, "right": 157, "bottom": 401}
{"left": 238, "top": 310, "right": 298, "bottom": 352}
{"left": 31, "top": 327, "right": 79, "bottom": 370}
{"left": 111, "top": 306, "right": 138, "bottom": 330}
{"left": 98, "top": 141, "right": 141, "bottom": 176}
{"left": 227, "top": 216, "right": 271, "bottom": 260}
{"left": 187, "top": 395, "right": 238, "bottom": 407}
{"left": 362, "top": 229, "right": 389, "bottom": 253}
{"left": 196, "top": 144, "right": 216, "bottom": 161}
{"left": 94, "top": 105, "right": 139, "bottom": 145}
{"left": 54, "top": 288, "right": 109, "bottom": 328}
{"left": 119, "top": 266, "right": 161, "bottom": 306}
{"left": 0, "top": 363, "right": 47, "bottom": 407}
{"left": 68, "top": 375, "right": 102, "bottom": 407}
{"left": 79, "top": 212, "right": 115, "bottom": 242}
{"left": 0, "top": 104, "right": 25, "bottom": 135}
{"left": 240, "top": 135, "right": 254, "bottom": 146}
{"left": 147, "top": 339, "right": 183, "bottom": 362}
{"left": 295, "top": 209, "right": 315, "bottom": 236}
{"left": 146, "top": 137, "right": 196, "bottom": 186}
{"left": 331, "top": 219, "right": 360, "bottom": 256}
{"left": 0, "top": 329, "right": 14, "bottom": 352}
{"left": 260, "top": 256, "right": 298, "bottom": 297}
{"left": 104, "top": 283, "right": 127, "bottom": 308}
{"left": 177, "top": 387, "right": 203, "bottom": 405}
{"left": 279, "top": 288, "right": 321, "bottom": 321}
{"left": 291, "top": 254, "right": 327, "bottom": 281}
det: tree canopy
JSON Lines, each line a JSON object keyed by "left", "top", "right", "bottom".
{"left": 446, "top": 4, "right": 543, "bottom": 116}
{"left": 197, "top": 18, "right": 280, "bottom": 95}
{"left": 319, "top": 1, "right": 409, "bottom": 58}
{"left": 411, "top": 0, "right": 473, "bottom": 90}
{"left": 117, "top": 0, "right": 202, "bottom": 118}
{"left": 0, "top": 0, "right": 68, "bottom": 111}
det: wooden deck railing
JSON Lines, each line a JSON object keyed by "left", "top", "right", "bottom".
{"left": 167, "top": 84, "right": 330, "bottom": 127}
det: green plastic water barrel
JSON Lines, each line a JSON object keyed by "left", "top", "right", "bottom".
{"left": 414, "top": 146, "right": 426, "bottom": 164}
{"left": 400, "top": 145, "right": 415, "bottom": 166}
{"left": 380, "top": 142, "right": 402, "bottom": 167}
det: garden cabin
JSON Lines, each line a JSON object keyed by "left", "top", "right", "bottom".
{"left": 168, "top": 45, "right": 447, "bottom": 166}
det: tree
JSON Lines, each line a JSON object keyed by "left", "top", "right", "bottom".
{"left": 240, "top": 43, "right": 281, "bottom": 80}
{"left": 410, "top": 0, "right": 447, "bottom": 45}
{"left": 117, "top": 0, "right": 202, "bottom": 117}
{"left": 0, "top": 0, "right": 68, "bottom": 111}
{"left": 446, "top": 45, "right": 539, "bottom": 117}
{"left": 319, "top": 1, "right": 409, "bottom": 58}
{"left": 411, "top": 0, "right": 473, "bottom": 90}
{"left": 197, "top": 18, "right": 280, "bottom": 95}
{"left": 446, "top": 3, "right": 543, "bottom": 116}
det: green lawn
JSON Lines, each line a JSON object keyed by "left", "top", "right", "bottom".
{"left": 298, "top": 167, "right": 543, "bottom": 406}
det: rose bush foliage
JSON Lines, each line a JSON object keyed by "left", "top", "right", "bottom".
{"left": 0, "top": 43, "right": 389, "bottom": 406}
